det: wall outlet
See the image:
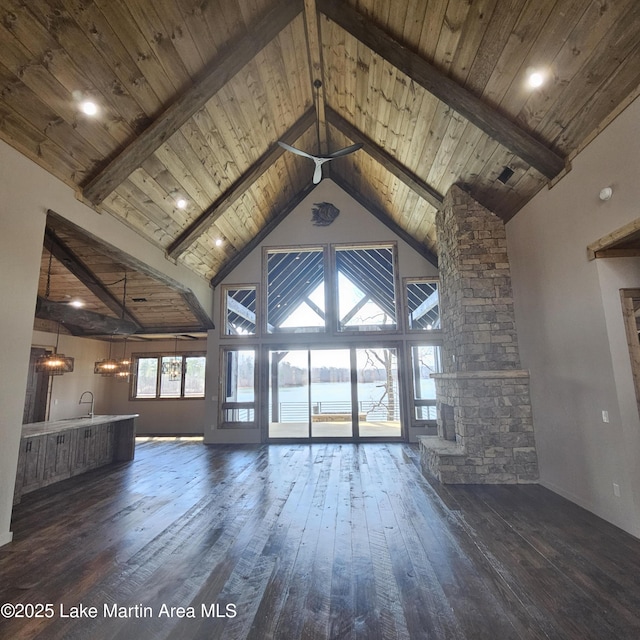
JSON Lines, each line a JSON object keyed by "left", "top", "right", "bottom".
{"left": 613, "top": 483, "right": 621, "bottom": 497}
{"left": 602, "top": 410, "right": 609, "bottom": 423}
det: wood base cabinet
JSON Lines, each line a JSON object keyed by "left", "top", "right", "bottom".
{"left": 14, "top": 415, "right": 136, "bottom": 504}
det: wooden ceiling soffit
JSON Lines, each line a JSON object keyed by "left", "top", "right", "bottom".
{"left": 331, "top": 175, "right": 438, "bottom": 268}
{"left": 82, "top": 0, "right": 305, "bottom": 206}
{"left": 168, "top": 108, "right": 316, "bottom": 259}
{"left": 46, "top": 210, "right": 214, "bottom": 330}
{"left": 325, "top": 108, "right": 444, "bottom": 210}
{"left": 317, "top": 0, "right": 565, "bottom": 181}
{"left": 35, "top": 297, "right": 139, "bottom": 337}
{"left": 211, "top": 182, "right": 317, "bottom": 287}
{"left": 44, "top": 227, "right": 142, "bottom": 328}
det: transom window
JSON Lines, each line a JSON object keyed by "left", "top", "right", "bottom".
{"left": 131, "top": 353, "right": 206, "bottom": 399}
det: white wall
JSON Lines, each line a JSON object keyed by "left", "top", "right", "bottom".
{"left": 0, "top": 166, "right": 47, "bottom": 546}
{"left": 507, "top": 96, "right": 640, "bottom": 537}
{"left": 107, "top": 338, "right": 206, "bottom": 435}
{"left": 205, "top": 180, "right": 439, "bottom": 444}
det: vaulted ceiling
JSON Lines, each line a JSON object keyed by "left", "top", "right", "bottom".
{"left": 2, "top": 0, "right": 640, "bottom": 333}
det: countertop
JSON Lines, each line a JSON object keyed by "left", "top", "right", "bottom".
{"left": 22, "top": 415, "right": 139, "bottom": 437}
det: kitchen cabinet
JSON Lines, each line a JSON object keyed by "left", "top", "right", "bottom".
{"left": 14, "top": 415, "right": 137, "bottom": 503}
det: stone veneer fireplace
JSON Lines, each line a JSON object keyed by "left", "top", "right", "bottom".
{"left": 419, "top": 185, "right": 539, "bottom": 484}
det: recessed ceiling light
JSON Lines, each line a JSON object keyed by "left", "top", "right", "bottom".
{"left": 176, "top": 198, "right": 187, "bottom": 209}
{"left": 526, "top": 70, "right": 545, "bottom": 89}
{"left": 80, "top": 100, "right": 98, "bottom": 116}
{"left": 69, "top": 299, "right": 85, "bottom": 308}
{"left": 215, "top": 238, "right": 223, "bottom": 247}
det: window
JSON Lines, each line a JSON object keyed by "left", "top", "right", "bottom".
{"left": 221, "top": 348, "right": 256, "bottom": 425}
{"left": 223, "top": 286, "right": 257, "bottom": 336}
{"left": 131, "top": 353, "right": 206, "bottom": 399}
{"left": 335, "top": 244, "right": 397, "bottom": 332}
{"left": 406, "top": 278, "right": 440, "bottom": 331}
{"left": 410, "top": 345, "right": 441, "bottom": 421}
{"left": 266, "top": 248, "right": 326, "bottom": 333}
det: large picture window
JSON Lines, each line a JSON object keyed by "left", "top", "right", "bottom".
{"left": 131, "top": 353, "right": 206, "bottom": 399}
{"left": 266, "top": 248, "right": 326, "bottom": 333}
{"left": 335, "top": 244, "right": 398, "bottom": 332}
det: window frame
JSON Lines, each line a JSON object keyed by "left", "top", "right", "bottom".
{"left": 219, "top": 345, "right": 259, "bottom": 429}
{"left": 262, "top": 244, "right": 329, "bottom": 335}
{"left": 403, "top": 276, "right": 442, "bottom": 334}
{"left": 130, "top": 351, "right": 207, "bottom": 400}
{"left": 221, "top": 283, "right": 260, "bottom": 338}
{"left": 332, "top": 241, "right": 401, "bottom": 335}
{"left": 407, "top": 342, "right": 442, "bottom": 430}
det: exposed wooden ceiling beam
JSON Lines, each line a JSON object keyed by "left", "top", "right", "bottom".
{"left": 167, "top": 108, "right": 316, "bottom": 259}
{"left": 211, "top": 183, "right": 317, "bottom": 287}
{"left": 331, "top": 175, "right": 438, "bottom": 267}
{"left": 35, "top": 297, "right": 139, "bottom": 336}
{"left": 181, "top": 291, "right": 215, "bottom": 330}
{"left": 318, "top": 0, "right": 566, "bottom": 180}
{"left": 326, "top": 108, "right": 444, "bottom": 210}
{"left": 82, "top": 0, "right": 305, "bottom": 205}
{"left": 44, "top": 227, "right": 142, "bottom": 328}
{"left": 303, "top": 0, "right": 327, "bottom": 155}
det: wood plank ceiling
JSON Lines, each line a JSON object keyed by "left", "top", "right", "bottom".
{"left": 1, "top": 0, "right": 640, "bottom": 319}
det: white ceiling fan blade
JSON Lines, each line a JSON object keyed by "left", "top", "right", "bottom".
{"left": 277, "top": 141, "right": 316, "bottom": 161}
{"left": 328, "top": 142, "right": 364, "bottom": 159}
{"left": 312, "top": 160, "right": 323, "bottom": 184}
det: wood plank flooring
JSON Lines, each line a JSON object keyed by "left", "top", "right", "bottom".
{"left": 2, "top": 440, "right": 640, "bottom": 639}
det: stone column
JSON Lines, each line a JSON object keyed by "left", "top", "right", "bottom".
{"left": 419, "top": 185, "right": 539, "bottom": 484}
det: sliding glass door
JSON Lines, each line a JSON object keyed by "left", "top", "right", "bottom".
{"left": 310, "top": 349, "right": 353, "bottom": 438}
{"left": 268, "top": 346, "right": 401, "bottom": 441}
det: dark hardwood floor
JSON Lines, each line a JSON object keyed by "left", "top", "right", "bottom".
{"left": 1, "top": 440, "right": 640, "bottom": 639}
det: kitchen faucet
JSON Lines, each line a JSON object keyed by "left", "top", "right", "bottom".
{"left": 79, "top": 391, "right": 95, "bottom": 418}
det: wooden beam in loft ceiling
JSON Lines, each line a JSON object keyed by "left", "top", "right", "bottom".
{"left": 318, "top": 0, "right": 566, "bottom": 180}
{"left": 44, "top": 227, "right": 142, "bottom": 329}
{"left": 46, "top": 210, "right": 215, "bottom": 330}
{"left": 35, "top": 297, "right": 139, "bottom": 337}
{"left": 325, "top": 108, "right": 444, "bottom": 210}
{"left": 167, "top": 108, "right": 316, "bottom": 259}
{"left": 303, "top": 0, "right": 327, "bottom": 155}
{"left": 82, "top": 0, "right": 305, "bottom": 206}
{"left": 331, "top": 175, "right": 438, "bottom": 268}
{"left": 210, "top": 182, "right": 317, "bottom": 287}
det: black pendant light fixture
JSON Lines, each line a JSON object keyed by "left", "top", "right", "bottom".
{"left": 161, "top": 335, "right": 183, "bottom": 381}
{"left": 35, "top": 249, "right": 75, "bottom": 375}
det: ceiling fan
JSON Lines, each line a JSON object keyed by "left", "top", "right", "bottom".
{"left": 278, "top": 140, "right": 363, "bottom": 184}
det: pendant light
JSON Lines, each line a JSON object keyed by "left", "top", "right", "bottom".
{"left": 115, "top": 337, "right": 132, "bottom": 381}
{"left": 94, "top": 335, "right": 120, "bottom": 376}
{"left": 35, "top": 249, "right": 75, "bottom": 375}
{"left": 161, "top": 335, "right": 183, "bottom": 381}
{"left": 94, "top": 271, "right": 133, "bottom": 378}
{"left": 35, "top": 321, "right": 75, "bottom": 375}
